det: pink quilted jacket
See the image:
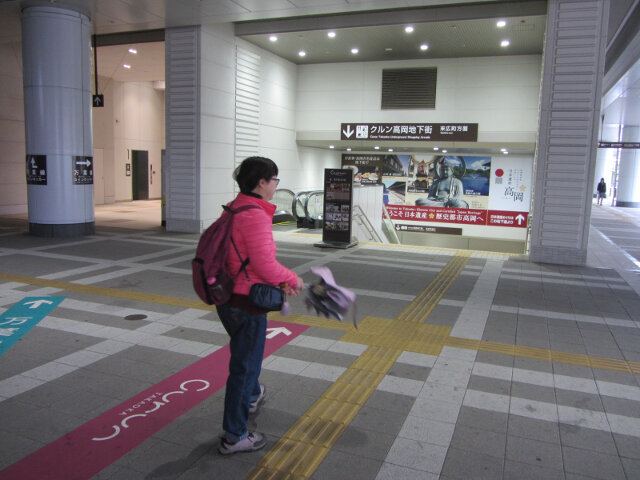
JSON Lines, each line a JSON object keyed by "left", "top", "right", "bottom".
{"left": 226, "top": 193, "right": 298, "bottom": 295}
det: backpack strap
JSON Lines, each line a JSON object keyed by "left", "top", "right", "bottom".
{"left": 223, "top": 202, "right": 260, "bottom": 282}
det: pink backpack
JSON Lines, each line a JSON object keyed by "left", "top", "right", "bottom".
{"left": 191, "top": 203, "right": 258, "bottom": 305}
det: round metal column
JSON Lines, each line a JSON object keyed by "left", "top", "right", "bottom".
{"left": 616, "top": 126, "right": 640, "bottom": 208}
{"left": 22, "top": 6, "right": 94, "bottom": 236}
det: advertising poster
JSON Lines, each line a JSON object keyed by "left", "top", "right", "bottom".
{"left": 341, "top": 154, "right": 382, "bottom": 185}
{"left": 375, "top": 154, "right": 532, "bottom": 230}
{"left": 322, "top": 169, "right": 353, "bottom": 244}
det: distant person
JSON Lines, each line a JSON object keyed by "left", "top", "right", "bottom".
{"left": 597, "top": 178, "right": 607, "bottom": 205}
{"left": 217, "top": 156, "right": 304, "bottom": 455}
{"left": 415, "top": 159, "right": 468, "bottom": 208}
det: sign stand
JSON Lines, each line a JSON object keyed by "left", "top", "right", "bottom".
{"left": 314, "top": 168, "right": 358, "bottom": 249}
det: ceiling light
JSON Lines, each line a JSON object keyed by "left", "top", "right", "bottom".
{"left": 298, "top": 50, "right": 306, "bottom": 57}
{"left": 433, "top": 147, "right": 439, "bottom": 151}
{"left": 442, "top": 149, "right": 448, "bottom": 153}
{"left": 385, "top": 47, "right": 393, "bottom": 51}
{"left": 346, "top": 148, "right": 352, "bottom": 151}
{"left": 502, "top": 150, "right": 509, "bottom": 154}
{"left": 420, "top": 44, "right": 429, "bottom": 51}
{"left": 128, "top": 48, "right": 137, "bottom": 54}
{"left": 404, "top": 25, "right": 414, "bottom": 33}
{"left": 497, "top": 20, "right": 506, "bottom": 28}
{"left": 501, "top": 40, "right": 510, "bottom": 47}
{"left": 329, "top": 145, "right": 334, "bottom": 149}
{"left": 388, "top": 148, "right": 393, "bottom": 152}
{"left": 374, "top": 146, "right": 380, "bottom": 150}
{"left": 123, "top": 64, "right": 131, "bottom": 69}
{"left": 327, "top": 31, "right": 336, "bottom": 38}
{"left": 351, "top": 47, "right": 359, "bottom": 54}
{"left": 500, "top": 148, "right": 507, "bottom": 152}
{"left": 269, "top": 35, "right": 278, "bottom": 42}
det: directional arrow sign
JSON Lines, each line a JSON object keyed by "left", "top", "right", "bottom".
{"left": 342, "top": 124, "right": 354, "bottom": 139}
{"left": 24, "top": 299, "right": 54, "bottom": 309}
{"left": 93, "top": 94, "right": 104, "bottom": 107}
{"left": 515, "top": 214, "right": 525, "bottom": 225}
{"left": 76, "top": 159, "right": 92, "bottom": 167}
{"left": 0, "top": 297, "right": 64, "bottom": 358}
{"left": 266, "top": 327, "right": 292, "bottom": 339}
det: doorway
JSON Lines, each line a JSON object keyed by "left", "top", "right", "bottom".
{"left": 131, "top": 150, "right": 149, "bottom": 200}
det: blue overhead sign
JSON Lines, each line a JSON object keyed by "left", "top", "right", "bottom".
{"left": 0, "top": 297, "right": 65, "bottom": 358}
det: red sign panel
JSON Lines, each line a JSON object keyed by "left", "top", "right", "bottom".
{"left": 487, "top": 210, "right": 528, "bottom": 228}
{"left": 386, "top": 205, "right": 528, "bottom": 228}
{"left": 386, "top": 205, "right": 486, "bottom": 225}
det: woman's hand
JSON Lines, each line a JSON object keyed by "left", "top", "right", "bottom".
{"left": 281, "top": 276, "right": 304, "bottom": 296}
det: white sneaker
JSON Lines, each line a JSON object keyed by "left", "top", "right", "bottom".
{"left": 249, "top": 384, "right": 266, "bottom": 413}
{"left": 218, "top": 432, "right": 266, "bottom": 455}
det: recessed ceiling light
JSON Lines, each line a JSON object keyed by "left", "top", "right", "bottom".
{"left": 502, "top": 150, "right": 509, "bottom": 154}
{"left": 433, "top": 147, "right": 439, "bottom": 151}
{"left": 501, "top": 40, "right": 510, "bottom": 47}
{"left": 269, "top": 35, "right": 278, "bottom": 42}
{"left": 442, "top": 149, "right": 448, "bottom": 153}
{"left": 374, "top": 146, "right": 380, "bottom": 150}
{"left": 497, "top": 20, "right": 506, "bottom": 28}
{"left": 420, "top": 44, "right": 429, "bottom": 51}
{"left": 327, "top": 31, "right": 336, "bottom": 38}
{"left": 123, "top": 64, "right": 131, "bottom": 69}
{"left": 128, "top": 48, "right": 137, "bottom": 54}
{"left": 347, "top": 147, "right": 352, "bottom": 151}
{"left": 388, "top": 148, "right": 393, "bottom": 152}
{"left": 405, "top": 25, "right": 414, "bottom": 33}
{"left": 329, "top": 145, "right": 334, "bottom": 149}
{"left": 298, "top": 50, "right": 306, "bottom": 57}
{"left": 500, "top": 148, "right": 507, "bottom": 152}
{"left": 385, "top": 47, "right": 393, "bottom": 51}
{"left": 351, "top": 47, "right": 359, "bottom": 54}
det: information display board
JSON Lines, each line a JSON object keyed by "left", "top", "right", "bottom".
{"left": 26, "top": 155, "right": 47, "bottom": 185}
{"left": 322, "top": 169, "right": 353, "bottom": 244}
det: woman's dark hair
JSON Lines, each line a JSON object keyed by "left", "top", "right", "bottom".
{"left": 234, "top": 156, "right": 278, "bottom": 193}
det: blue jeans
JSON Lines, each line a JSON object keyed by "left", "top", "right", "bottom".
{"left": 216, "top": 304, "right": 266, "bottom": 443}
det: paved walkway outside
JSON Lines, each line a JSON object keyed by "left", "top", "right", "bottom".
{"left": 0, "top": 200, "right": 639, "bottom": 479}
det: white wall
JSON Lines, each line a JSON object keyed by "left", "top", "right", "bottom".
{"left": 93, "top": 77, "right": 165, "bottom": 203}
{"left": 0, "top": 41, "right": 26, "bottom": 215}
{"left": 296, "top": 55, "right": 542, "bottom": 139}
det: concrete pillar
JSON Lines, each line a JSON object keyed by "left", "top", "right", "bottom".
{"left": 22, "top": 6, "right": 94, "bottom": 237}
{"left": 529, "top": 0, "right": 609, "bottom": 265}
{"left": 616, "top": 126, "right": 640, "bottom": 207}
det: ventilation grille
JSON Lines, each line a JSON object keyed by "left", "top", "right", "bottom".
{"left": 381, "top": 68, "right": 437, "bottom": 109}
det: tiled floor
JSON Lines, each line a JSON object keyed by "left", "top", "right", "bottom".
{"left": 0, "top": 201, "right": 639, "bottom": 479}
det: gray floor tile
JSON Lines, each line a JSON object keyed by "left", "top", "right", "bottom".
{"left": 468, "top": 375, "right": 511, "bottom": 396}
{"left": 441, "top": 447, "right": 504, "bottom": 480}
{"left": 350, "top": 405, "right": 408, "bottom": 435}
{"left": 613, "top": 433, "right": 640, "bottom": 460}
{"left": 621, "top": 456, "right": 640, "bottom": 479}
{"left": 562, "top": 445, "right": 626, "bottom": 480}
{"left": 558, "top": 424, "right": 617, "bottom": 455}
{"left": 600, "top": 394, "right": 640, "bottom": 417}
{"left": 450, "top": 424, "right": 507, "bottom": 459}
{"left": 333, "top": 424, "right": 395, "bottom": 461}
{"left": 457, "top": 406, "right": 508, "bottom": 434}
{"left": 312, "top": 449, "right": 383, "bottom": 480}
{"left": 503, "top": 459, "right": 564, "bottom": 480}
{"left": 507, "top": 415, "right": 561, "bottom": 444}
{"left": 505, "top": 435, "right": 563, "bottom": 471}
{"left": 363, "top": 390, "right": 415, "bottom": 415}
{"left": 555, "top": 388, "right": 604, "bottom": 412}
{"left": 387, "top": 362, "right": 430, "bottom": 382}
{"left": 511, "top": 382, "right": 556, "bottom": 404}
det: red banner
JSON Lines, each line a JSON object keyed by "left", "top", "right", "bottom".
{"left": 386, "top": 205, "right": 486, "bottom": 225}
{"left": 385, "top": 205, "right": 528, "bottom": 228}
{"left": 487, "top": 210, "right": 528, "bottom": 228}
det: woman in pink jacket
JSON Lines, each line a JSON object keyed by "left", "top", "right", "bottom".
{"left": 218, "top": 156, "right": 303, "bottom": 455}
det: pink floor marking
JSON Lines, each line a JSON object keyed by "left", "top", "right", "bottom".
{"left": 0, "top": 320, "right": 308, "bottom": 480}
